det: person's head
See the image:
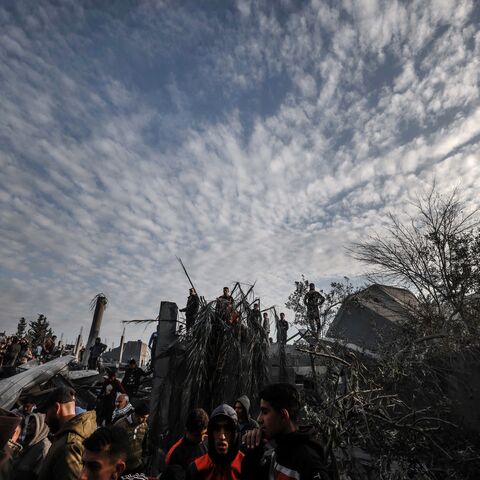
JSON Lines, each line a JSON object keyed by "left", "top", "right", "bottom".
{"left": 263, "top": 312, "right": 268, "bottom": 318}
{"left": 185, "top": 408, "right": 209, "bottom": 444}
{"left": 208, "top": 404, "right": 238, "bottom": 464}
{"left": 95, "top": 337, "right": 101, "bottom": 344}
{"left": 107, "top": 370, "right": 116, "bottom": 380}
{"left": 134, "top": 403, "right": 149, "bottom": 425}
{"left": 115, "top": 394, "right": 129, "bottom": 410}
{"left": 21, "top": 398, "right": 35, "bottom": 415}
{"left": 39, "top": 386, "right": 76, "bottom": 433}
{"left": 280, "top": 312, "right": 285, "bottom": 320}
{"left": 254, "top": 303, "right": 260, "bottom": 310}
{"left": 128, "top": 359, "right": 137, "bottom": 368}
{"left": 257, "top": 383, "right": 301, "bottom": 440}
{"left": 189, "top": 288, "right": 196, "bottom": 295}
{"left": 80, "top": 426, "right": 129, "bottom": 480}
{"left": 309, "top": 283, "right": 315, "bottom": 291}
{"left": 51, "top": 335, "right": 57, "bottom": 342}
{"left": 223, "top": 287, "right": 229, "bottom": 296}
{"left": 234, "top": 395, "right": 251, "bottom": 423}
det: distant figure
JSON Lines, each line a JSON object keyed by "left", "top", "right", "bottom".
{"left": 98, "top": 370, "right": 125, "bottom": 426}
{"left": 121, "top": 359, "right": 147, "bottom": 398}
{"left": 303, "top": 283, "right": 325, "bottom": 333}
{"left": 180, "top": 288, "right": 200, "bottom": 332}
{"left": 148, "top": 331, "right": 158, "bottom": 357}
{"left": 216, "top": 287, "right": 236, "bottom": 325}
{"left": 88, "top": 337, "right": 107, "bottom": 370}
{"left": 4, "top": 337, "right": 21, "bottom": 366}
{"left": 42, "top": 336, "right": 56, "bottom": 357}
{"left": 115, "top": 403, "right": 150, "bottom": 475}
{"left": 277, "top": 313, "right": 288, "bottom": 345}
{"left": 250, "top": 304, "right": 261, "bottom": 326}
{"left": 262, "top": 312, "right": 270, "bottom": 337}
{"left": 164, "top": 408, "right": 209, "bottom": 479}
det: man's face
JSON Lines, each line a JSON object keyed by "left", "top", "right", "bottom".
{"left": 257, "top": 399, "right": 285, "bottom": 440}
{"left": 136, "top": 413, "right": 149, "bottom": 425}
{"left": 212, "top": 419, "right": 233, "bottom": 455}
{"left": 115, "top": 395, "right": 128, "bottom": 410}
{"left": 187, "top": 428, "right": 207, "bottom": 445}
{"left": 223, "top": 288, "right": 229, "bottom": 296}
{"left": 80, "top": 449, "right": 125, "bottom": 480}
{"left": 45, "top": 404, "right": 61, "bottom": 434}
{"left": 280, "top": 313, "right": 285, "bottom": 320}
{"left": 22, "top": 402, "right": 35, "bottom": 415}
{"left": 234, "top": 402, "right": 247, "bottom": 422}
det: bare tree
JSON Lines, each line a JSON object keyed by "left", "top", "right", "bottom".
{"left": 349, "top": 186, "right": 480, "bottom": 336}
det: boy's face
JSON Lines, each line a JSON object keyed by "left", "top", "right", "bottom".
{"left": 212, "top": 418, "right": 233, "bottom": 455}
{"left": 80, "top": 449, "right": 125, "bottom": 480}
{"left": 257, "top": 399, "right": 285, "bottom": 440}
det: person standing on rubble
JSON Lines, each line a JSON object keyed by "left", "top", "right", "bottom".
{"left": 122, "top": 359, "right": 147, "bottom": 398}
{"left": 88, "top": 337, "right": 107, "bottom": 370}
{"left": 179, "top": 288, "right": 200, "bottom": 332}
{"left": 303, "top": 283, "right": 325, "bottom": 334}
{"left": 216, "top": 287, "right": 238, "bottom": 325}
{"left": 262, "top": 312, "right": 270, "bottom": 338}
{"left": 277, "top": 313, "right": 289, "bottom": 344}
{"left": 98, "top": 370, "right": 125, "bottom": 426}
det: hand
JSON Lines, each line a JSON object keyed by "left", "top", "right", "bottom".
{"left": 242, "top": 428, "right": 263, "bottom": 449}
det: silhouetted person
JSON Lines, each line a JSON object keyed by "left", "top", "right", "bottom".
{"left": 303, "top": 283, "right": 325, "bottom": 333}
{"left": 180, "top": 288, "right": 200, "bottom": 332}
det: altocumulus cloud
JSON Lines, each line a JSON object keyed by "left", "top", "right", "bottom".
{"left": 0, "top": 0, "right": 479, "bottom": 343}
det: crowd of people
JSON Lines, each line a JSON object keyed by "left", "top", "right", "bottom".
{"left": 0, "top": 382, "right": 331, "bottom": 480}
{"left": 0, "top": 334, "right": 62, "bottom": 368}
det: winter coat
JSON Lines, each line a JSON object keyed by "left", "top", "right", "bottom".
{"left": 37, "top": 410, "right": 97, "bottom": 480}
{"left": 164, "top": 436, "right": 208, "bottom": 480}
{"left": 115, "top": 414, "right": 149, "bottom": 472}
{"left": 187, "top": 404, "right": 244, "bottom": 480}
{"left": 241, "top": 426, "right": 331, "bottom": 480}
{"left": 14, "top": 413, "right": 51, "bottom": 480}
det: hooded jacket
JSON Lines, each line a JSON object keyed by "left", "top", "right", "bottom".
{"left": 187, "top": 404, "right": 244, "bottom": 480}
{"left": 241, "top": 426, "right": 331, "bottom": 480}
{"left": 14, "top": 413, "right": 51, "bottom": 480}
{"left": 38, "top": 410, "right": 97, "bottom": 480}
{"left": 235, "top": 396, "right": 259, "bottom": 437}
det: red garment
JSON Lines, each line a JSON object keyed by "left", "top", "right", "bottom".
{"left": 190, "top": 451, "right": 244, "bottom": 480}
{"left": 166, "top": 437, "right": 184, "bottom": 464}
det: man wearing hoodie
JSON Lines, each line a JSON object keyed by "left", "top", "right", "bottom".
{"left": 187, "top": 404, "right": 243, "bottom": 480}
{"left": 233, "top": 396, "right": 259, "bottom": 437}
{"left": 241, "top": 383, "right": 331, "bottom": 480}
{"left": 14, "top": 413, "right": 51, "bottom": 480}
{"left": 37, "top": 386, "right": 97, "bottom": 480}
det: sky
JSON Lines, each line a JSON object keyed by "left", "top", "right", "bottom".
{"left": 1, "top": 0, "right": 479, "bottom": 346}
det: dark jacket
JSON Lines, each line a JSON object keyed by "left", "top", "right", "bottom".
{"left": 122, "top": 366, "right": 146, "bottom": 390}
{"left": 235, "top": 395, "right": 259, "bottom": 438}
{"left": 241, "top": 426, "right": 331, "bottom": 480}
{"left": 37, "top": 410, "right": 97, "bottom": 480}
{"left": 187, "top": 404, "right": 244, "bottom": 480}
{"left": 14, "top": 413, "right": 51, "bottom": 480}
{"left": 116, "top": 414, "right": 149, "bottom": 473}
{"left": 164, "top": 436, "right": 207, "bottom": 480}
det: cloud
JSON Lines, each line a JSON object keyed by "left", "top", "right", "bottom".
{"left": 0, "top": 0, "right": 479, "bottom": 344}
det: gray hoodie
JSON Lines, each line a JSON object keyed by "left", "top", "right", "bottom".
{"left": 14, "top": 413, "right": 51, "bottom": 480}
